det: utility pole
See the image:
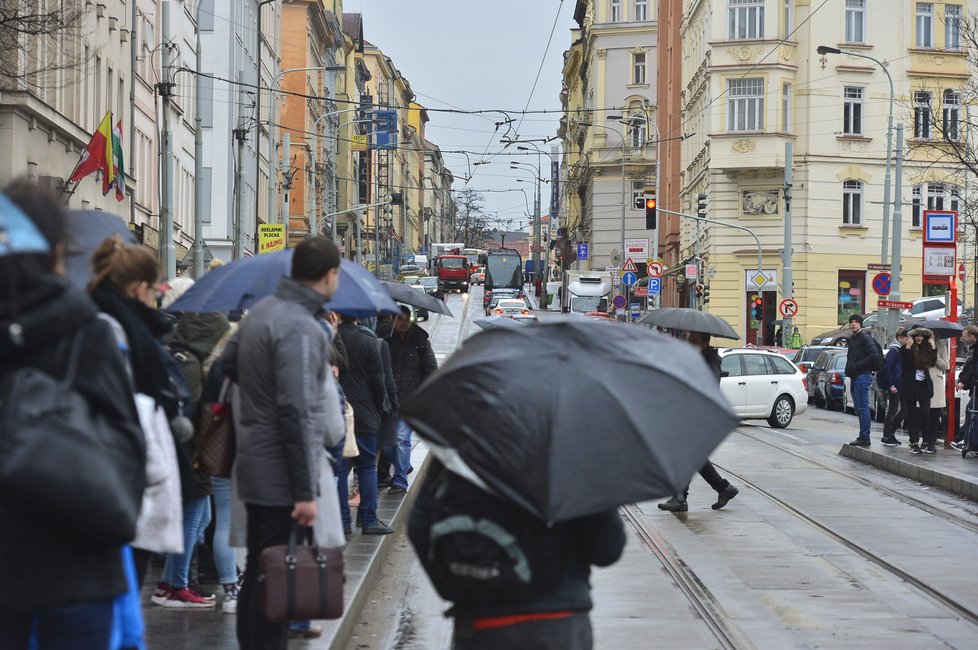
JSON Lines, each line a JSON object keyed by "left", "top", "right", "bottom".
{"left": 281, "top": 132, "right": 291, "bottom": 227}
{"left": 781, "top": 142, "right": 794, "bottom": 339}
{"left": 887, "top": 124, "right": 905, "bottom": 337}
{"left": 159, "top": 0, "right": 176, "bottom": 279}
{"left": 192, "top": 20, "right": 205, "bottom": 278}
{"left": 309, "top": 142, "right": 318, "bottom": 237}
{"left": 232, "top": 72, "right": 249, "bottom": 260}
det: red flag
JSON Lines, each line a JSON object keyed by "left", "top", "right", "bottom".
{"left": 69, "top": 111, "right": 114, "bottom": 187}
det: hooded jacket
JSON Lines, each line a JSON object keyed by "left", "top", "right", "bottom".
{"left": 899, "top": 327, "right": 937, "bottom": 399}
{"left": 387, "top": 323, "right": 438, "bottom": 402}
{"left": 878, "top": 340, "right": 904, "bottom": 392}
{"left": 0, "top": 276, "right": 145, "bottom": 610}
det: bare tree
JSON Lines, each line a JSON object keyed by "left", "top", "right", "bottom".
{"left": 0, "top": 0, "right": 83, "bottom": 89}
{"left": 452, "top": 187, "right": 490, "bottom": 246}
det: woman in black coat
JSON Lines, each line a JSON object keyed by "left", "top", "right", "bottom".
{"left": 900, "top": 327, "right": 938, "bottom": 453}
{"left": 0, "top": 183, "right": 145, "bottom": 649}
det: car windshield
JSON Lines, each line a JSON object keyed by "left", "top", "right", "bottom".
{"left": 572, "top": 296, "right": 609, "bottom": 313}
{"left": 419, "top": 278, "right": 437, "bottom": 288}
{"left": 440, "top": 257, "right": 465, "bottom": 269}
{"left": 486, "top": 254, "right": 522, "bottom": 289}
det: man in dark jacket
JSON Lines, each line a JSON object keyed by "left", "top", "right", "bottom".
{"left": 383, "top": 306, "right": 438, "bottom": 494}
{"left": 879, "top": 329, "right": 909, "bottom": 446}
{"left": 953, "top": 325, "right": 978, "bottom": 450}
{"left": 659, "top": 332, "right": 739, "bottom": 512}
{"left": 337, "top": 315, "right": 394, "bottom": 535}
{"left": 845, "top": 314, "right": 881, "bottom": 448}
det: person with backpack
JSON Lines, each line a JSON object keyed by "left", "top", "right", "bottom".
{"left": 845, "top": 313, "right": 883, "bottom": 448}
{"left": 900, "top": 327, "right": 938, "bottom": 453}
{"left": 408, "top": 460, "right": 626, "bottom": 649}
{"left": 878, "top": 329, "right": 909, "bottom": 447}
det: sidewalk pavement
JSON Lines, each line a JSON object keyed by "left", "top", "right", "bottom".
{"left": 839, "top": 438, "right": 978, "bottom": 501}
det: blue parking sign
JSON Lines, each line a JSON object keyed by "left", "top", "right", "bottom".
{"left": 648, "top": 277, "right": 661, "bottom": 295}
{"left": 576, "top": 243, "right": 589, "bottom": 260}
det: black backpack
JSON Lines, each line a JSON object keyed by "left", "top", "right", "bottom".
{"left": 866, "top": 334, "right": 884, "bottom": 373}
{"left": 409, "top": 464, "right": 566, "bottom": 606}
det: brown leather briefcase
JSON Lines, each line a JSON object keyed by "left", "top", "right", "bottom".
{"left": 259, "top": 523, "right": 344, "bottom": 622}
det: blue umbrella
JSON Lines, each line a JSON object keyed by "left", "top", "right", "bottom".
{"left": 64, "top": 210, "right": 138, "bottom": 288}
{"left": 167, "top": 249, "right": 399, "bottom": 316}
{"left": 0, "top": 193, "right": 49, "bottom": 257}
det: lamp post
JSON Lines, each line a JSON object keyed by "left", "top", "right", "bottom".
{"left": 512, "top": 160, "right": 544, "bottom": 294}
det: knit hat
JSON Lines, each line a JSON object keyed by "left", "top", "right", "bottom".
{"left": 848, "top": 313, "right": 864, "bottom": 325}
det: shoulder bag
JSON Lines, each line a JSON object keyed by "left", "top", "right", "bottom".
{"left": 259, "top": 523, "right": 344, "bottom": 622}
{"left": 342, "top": 398, "right": 359, "bottom": 458}
{"left": 193, "top": 378, "right": 235, "bottom": 477}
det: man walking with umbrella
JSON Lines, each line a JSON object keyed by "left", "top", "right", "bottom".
{"left": 658, "top": 331, "right": 739, "bottom": 512}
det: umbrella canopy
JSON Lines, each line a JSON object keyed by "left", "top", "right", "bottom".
{"left": 0, "top": 193, "right": 49, "bottom": 257}
{"left": 402, "top": 320, "right": 739, "bottom": 523}
{"left": 63, "top": 210, "right": 137, "bottom": 288}
{"left": 910, "top": 320, "right": 964, "bottom": 339}
{"left": 166, "top": 250, "right": 399, "bottom": 316}
{"left": 380, "top": 280, "right": 453, "bottom": 316}
{"left": 473, "top": 315, "right": 524, "bottom": 330}
{"left": 638, "top": 307, "right": 740, "bottom": 340}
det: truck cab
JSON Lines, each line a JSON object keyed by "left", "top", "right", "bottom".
{"left": 435, "top": 255, "right": 469, "bottom": 295}
{"left": 560, "top": 271, "right": 612, "bottom": 314}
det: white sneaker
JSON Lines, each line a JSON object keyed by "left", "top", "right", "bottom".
{"left": 222, "top": 584, "right": 239, "bottom": 614}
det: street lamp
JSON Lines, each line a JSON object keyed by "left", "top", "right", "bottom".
{"left": 512, "top": 161, "right": 544, "bottom": 292}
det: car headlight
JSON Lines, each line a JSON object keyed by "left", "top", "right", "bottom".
{"left": 820, "top": 337, "right": 833, "bottom": 344}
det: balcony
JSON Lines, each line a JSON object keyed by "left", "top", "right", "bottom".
{"left": 709, "top": 131, "right": 793, "bottom": 173}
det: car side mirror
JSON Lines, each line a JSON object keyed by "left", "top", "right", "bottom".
{"left": 721, "top": 371, "right": 730, "bottom": 378}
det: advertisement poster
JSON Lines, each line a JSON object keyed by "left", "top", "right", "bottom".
{"left": 258, "top": 224, "right": 287, "bottom": 254}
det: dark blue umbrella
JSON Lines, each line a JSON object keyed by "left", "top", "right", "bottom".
{"left": 166, "top": 249, "right": 399, "bottom": 316}
{"left": 64, "top": 210, "right": 137, "bottom": 289}
{"left": 0, "top": 193, "right": 49, "bottom": 256}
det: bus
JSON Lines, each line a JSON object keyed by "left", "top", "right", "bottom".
{"left": 461, "top": 248, "right": 488, "bottom": 273}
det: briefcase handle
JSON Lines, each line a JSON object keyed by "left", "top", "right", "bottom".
{"left": 285, "top": 523, "right": 328, "bottom": 567}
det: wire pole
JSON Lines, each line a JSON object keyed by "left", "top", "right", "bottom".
{"left": 158, "top": 0, "right": 176, "bottom": 279}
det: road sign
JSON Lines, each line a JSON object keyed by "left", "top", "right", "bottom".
{"left": 871, "top": 272, "right": 891, "bottom": 296}
{"left": 959, "top": 263, "right": 966, "bottom": 281}
{"left": 648, "top": 277, "right": 661, "bottom": 295}
{"left": 612, "top": 294, "right": 627, "bottom": 309}
{"left": 633, "top": 286, "right": 649, "bottom": 298}
{"left": 879, "top": 299, "right": 913, "bottom": 310}
{"left": 609, "top": 266, "right": 621, "bottom": 287}
{"left": 778, "top": 298, "right": 799, "bottom": 318}
{"left": 621, "top": 258, "right": 638, "bottom": 274}
{"left": 630, "top": 303, "right": 641, "bottom": 319}
{"left": 685, "top": 264, "right": 698, "bottom": 280}
{"left": 924, "top": 210, "right": 957, "bottom": 244}
{"left": 621, "top": 271, "right": 638, "bottom": 287}
{"left": 576, "top": 243, "right": 589, "bottom": 260}
{"left": 867, "top": 263, "right": 891, "bottom": 271}
{"left": 647, "top": 260, "right": 663, "bottom": 277}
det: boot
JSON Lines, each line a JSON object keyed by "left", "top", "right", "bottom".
{"left": 712, "top": 485, "right": 739, "bottom": 510}
{"left": 657, "top": 497, "right": 688, "bottom": 512}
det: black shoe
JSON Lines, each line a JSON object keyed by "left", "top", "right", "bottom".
{"left": 343, "top": 527, "right": 352, "bottom": 536}
{"left": 881, "top": 437, "right": 901, "bottom": 447}
{"left": 848, "top": 438, "right": 871, "bottom": 448}
{"left": 950, "top": 440, "right": 965, "bottom": 450}
{"left": 712, "top": 485, "right": 739, "bottom": 510}
{"left": 387, "top": 486, "right": 407, "bottom": 495}
{"left": 407, "top": 465, "right": 415, "bottom": 475}
{"left": 922, "top": 445, "right": 936, "bottom": 454}
{"left": 657, "top": 497, "right": 688, "bottom": 512}
{"left": 910, "top": 444, "right": 922, "bottom": 454}
{"left": 361, "top": 521, "right": 394, "bottom": 535}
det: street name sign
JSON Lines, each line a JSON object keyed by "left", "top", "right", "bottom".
{"left": 879, "top": 300, "right": 913, "bottom": 310}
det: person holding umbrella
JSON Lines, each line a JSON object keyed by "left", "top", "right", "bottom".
{"left": 658, "top": 331, "right": 739, "bottom": 513}
{"left": 900, "top": 327, "right": 938, "bottom": 454}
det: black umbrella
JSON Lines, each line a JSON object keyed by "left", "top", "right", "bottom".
{"left": 380, "top": 281, "right": 453, "bottom": 316}
{"left": 638, "top": 307, "right": 740, "bottom": 340}
{"left": 64, "top": 210, "right": 137, "bottom": 289}
{"left": 910, "top": 320, "right": 964, "bottom": 339}
{"left": 472, "top": 315, "right": 523, "bottom": 330}
{"left": 402, "top": 320, "right": 739, "bottom": 523}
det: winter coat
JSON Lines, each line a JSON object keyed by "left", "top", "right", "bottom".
{"left": 220, "top": 278, "right": 344, "bottom": 507}
{"left": 878, "top": 341, "right": 904, "bottom": 392}
{"left": 169, "top": 312, "right": 231, "bottom": 403}
{"left": 900, "top": 329, "right": 937, "bottom": 400}
{"left": 387, "top": 324, "right": 439, "bottom": 402}
{"left": 337, "top": 321, "right": 388, "bottom": 435}
{"left": 959, "top": 341, "right": 978, "bottom": 391}
{"left": 930, "top": 338, "right": 950, "bottom": 409}
{"left": 0, "top": 276, "right": 145, "bottom": 610}
{"left": 844, "top": 329, "right": 879, "bottom": 378}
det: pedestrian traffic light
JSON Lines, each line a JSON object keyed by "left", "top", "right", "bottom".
{"left": 751, "top": 296, "right": 763, "bottom": 321}
{"left": 644, "top": 193, "right": 657, "bottom": 229}
{"left": 697, "top": 193, "right": 707, "bottom": 219}
{"left": 695, "top": 284, "right": 704, "bottom": 299}
{"left": 702, "top": 285, "right": 711, "bottom": 305}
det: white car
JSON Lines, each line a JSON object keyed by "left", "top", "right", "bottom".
{"left": 903, "top": 295, "right": 961, "bottom": 322}
{"left": 492, "top": 299, "right": 531, "bottom": 317}
{"left": 719, "top": 349, "right": 808, "bottom": 428}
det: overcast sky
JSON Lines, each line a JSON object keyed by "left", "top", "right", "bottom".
{"left": 354, "top": 0, "right": 577, "bottom": 234}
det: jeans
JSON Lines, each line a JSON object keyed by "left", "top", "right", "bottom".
{"left": 161, "top": 496, "right": 212, "bottom": 588}
{"left": 390, "top": 419, "right": 413, "bottom": 489}
{"left": 336, "top": 432, "right": 379, "bottom": 528}
{"left": 851, "top": 373, "right": 873, "bottom": 441}
{"left": 882, "top": 390, "right": 904, "bottom": 438}
{"left": 238, "top": 504, "right": 293, "bottom": 650}
{"left": 209, "top": 477, "right": 238, "bottom": 585}
{"left": 0, "top": 598, "right": 115, "bottom": 650}
{"left": 906, "top": 381, "right": 932, "bottom": 445}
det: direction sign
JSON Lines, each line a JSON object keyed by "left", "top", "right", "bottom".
{"left": 576, "top": 243, "right": 589, "bottom": 260}
{"left": 647, "top": 277, "right": 661, "bottom": 295}
{"left": 778, "top": 298, "right": 799, "bottom": 318}
{"left": 621, "top": 258, "right": 638, "bottom": 274}
{"left": 621, "top": 271, "right": 638, "bottom": 287}
{"left": 867, "top": 263, "right": 891, "bottom": 271}
{"left": 871, "top": 272, "right": 891, "bottom": 296}
{"left": 647, "top": 260, "right": 664, "bottom": 277}
{"left": 612, "top": 294, "right": 627, "bottom": 309}
{"left": 878, "top": 299, "right": 913, "bottom": 310}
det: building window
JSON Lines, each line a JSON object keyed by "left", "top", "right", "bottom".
{"left": 914, "top": 91, "right": 932, "bottom": 139}
{"left": 943, "top": 90, "right": 961, "bottom": 141}
{"left": 845, "top": 0, "right": 865, "bottom": 43}
{"left": 837, "top": 271, "right": 866, "bottom": 324}
{"left": 782, "top": 83, "right": 791, "bottom": 132}
{"left": 728, "top": 78, "right": 764, "bottom": 132}
{"left": 916, "top": 3, "right": 934, "bottom": 48}
{"left": 843, "top": 87, "right": 863, "bottom": 136}
{"left": 843, "top": 180, "right": 863, "bottom": 226}
{"left": 912, "top": 185, "right": 922, "bottom": 227}
{"left": 634, "top": 0, "right": 648, "bottom": 21}
{"left": 913, "top": 183, "right": 962, "bottom": 228}
{"left": 610, "top": 0, "right": 621, "bottom": 22}
{"left": 784, "top": 0, "right": 793, "bottom": 37}
{"left": 946, "top": 4, "right": 963, "bottom": 50}
{"left": 632, "top": 52, "right": 647, "bottom": 85}
{"left": 729, "top": 0, "right": 765, "bottom": 40}
{"left": 629, "top": 117, "right": 647, "bottom": 148}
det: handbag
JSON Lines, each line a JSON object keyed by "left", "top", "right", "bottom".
{"left": 0, "top": 333, "right": 142, "bottom": 547}
{"left": 193, "top": 378, "right": 235, "bottom": 477}
{"left": 342, "top": 399, "right": 359, "bottom": 458}
{"left": 259, "top": 523, "right": 344, "bottom": 622}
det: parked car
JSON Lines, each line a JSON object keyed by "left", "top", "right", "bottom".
{"left": 811, "top": 313, "right": 907, "bottom": 346}
{"left": 718, "top": 348, "right": 808, "bottom": 428}
{"left": 401, "top": 275, "right": 421, "bottom": 286}
{"left": 791, "top": 345, "right": 840, "bottom": 376}
{"left": 492, "top": 299, "right": 531, "bottom": 317}
{"left": 470, "top": 266, "right": 485, "bottom": 285}
{"left": 806, "top": 349, "right": 848, "bottom": 409}
{"left": 398, "top": 264, "right": 425, "bottom": 278}
{"left": 904, "top": 295, "right": 961, "bottom": 322}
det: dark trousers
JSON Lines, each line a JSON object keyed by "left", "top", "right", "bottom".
{"left": 0, "top": 598, "right": 115, "bottom": 650}
{"left": 882, "top": 391, "right": 904, "bottom": 438}
{"left": 237, "top": 504, "right": 294, "bottom": 650}
{"left": 453, "top": 612, "right": 593, "bottom": 650}
{"left": 906, "top": 381, "right": 932, "bottom": 446}
{"left": 683, "top": 461, "right": 730, "bottom": 498}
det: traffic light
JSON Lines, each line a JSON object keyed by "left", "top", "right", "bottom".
{"left": 634, "top": 195, "right": 646, "bottom": 210}
{"left": 644, "top": 193, "right": 657, "bottom": 229}
{"left": 697, "top": 193, "right": 707, "bottom": 219}
{"left": 695, "top": 284, "right": 704, "bottom": 298}
{"left": 702, "top": 285, "right": 711, "bottom": 305}
{"left": 391, "top": 192, "right": 404, "bottom": 206}
{"left": 751, "top": 295, "right": 763, "bottom": 321}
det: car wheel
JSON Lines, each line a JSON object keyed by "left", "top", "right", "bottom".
{"left": 768, "top": 395, "right": 794, "bottom": 428}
